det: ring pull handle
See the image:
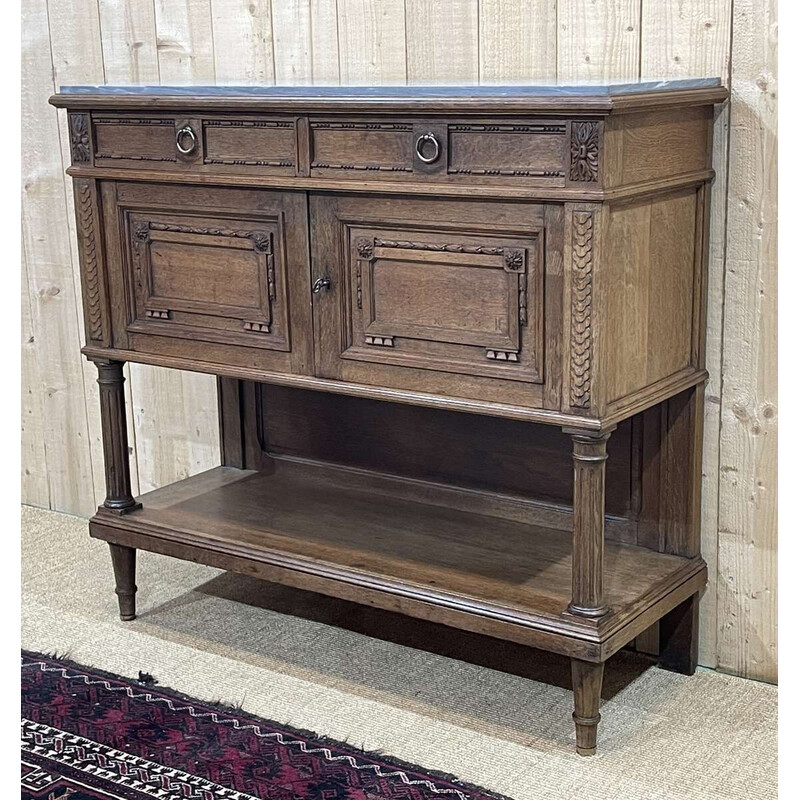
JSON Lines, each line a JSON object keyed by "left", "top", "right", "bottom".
{"left": 415, "top": 132, "right": 441, "bottom": 164}
{"left": 176, "top": 125, "right": 197, "bottom": 155}
{"left": 312, "top": 276, "right": 332, "bottom": 294}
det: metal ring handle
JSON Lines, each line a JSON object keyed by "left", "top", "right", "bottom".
{"left": 415, "top": 132, "right": 440, "bottom": 164}
{"left": 176, "top": 125, "right": 197, "bottom": 155}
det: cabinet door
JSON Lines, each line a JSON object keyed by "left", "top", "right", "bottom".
{"left": 311, "top": 194, "right": 550, "bottom": 407}
{"left": 102, "top": 182, "right": 313, "bottom": 374}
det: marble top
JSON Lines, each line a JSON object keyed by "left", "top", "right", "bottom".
{"left": 59, "top": 79, "right": 721, "bottom": 98}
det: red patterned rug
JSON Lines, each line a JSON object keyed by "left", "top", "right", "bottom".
{"left": 22, "top": 651, "right": 512, "bottom": 800}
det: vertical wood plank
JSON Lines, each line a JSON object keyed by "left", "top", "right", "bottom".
{"left": 479, "top": 0, "right": 557, "bottom": 83}
{"left": 405, "top": 0, "right": 478, "bottom": 83}
{"left": 310, "top": 0, "right": 342, "bottom": 83}
{"left": 271, "top": 1, "right": 309, "bottom": 85}
{"left": 641, "top": 0, "right": 733, "bottom": 671}
{"left": 132, "top": 0, "right": 220, "bottom": 494}
{"left": 21, "top": 251, "right": 50, "bottom": 509}
{"left": 153, "top": 0, "right": 216, "bottom": 82}
{"left": 98, "top": 0, "right": 160, "bottom": 83}
{"left": 717, "top": 0, "right": 778, "bottom": 683}
{"left": 22, "top": 0, "right": 96, "bottom": 515}
{"left": 557, "top": 0, "right": 640, "bottom": 82}
{"left": 211, "top": 0, "right": 275, "bottom": 84}
{"left": 270, "top": 1, "right": 341, "bottom": 85}
{"left": 336, "top": 0, "right": 407, "bottom": 85}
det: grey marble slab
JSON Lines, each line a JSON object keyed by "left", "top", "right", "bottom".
{"left": 59, "top": 79, "right": 721, "bottom": 98}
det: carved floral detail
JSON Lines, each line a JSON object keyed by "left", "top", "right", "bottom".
{"left": 133, "top": 222, "right": 150, "bottom": 241}
{"left": 504, "top": 249, "right": 525, "bottom": 272}
{"left": 569, "top": 211, "right": 595, "bottom": 408}
{"left": 69, "top": 114, "right": 91, "bottom": 163}
{"left": 355, "top": 238, "right": 374, "bottom": 259}
{"left": 569, "top": 122, "right": 599, "bottom": 182}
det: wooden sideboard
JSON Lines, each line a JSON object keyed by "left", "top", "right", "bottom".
{"left": 51, "top": 81, "right": 727, "bottom": 755}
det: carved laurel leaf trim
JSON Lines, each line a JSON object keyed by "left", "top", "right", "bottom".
{"left": 69, "top": 114, "right": 91, "bottom": 164}
{"left": 374, "top": 239, "right": 506, "bottom": 256}
{"left": 77, "top": 182, "right": 103, "bottom": 341}
{"left": 569, "top": 211, "right": 595, "bottom": 408}
{"left": 569, "top": 122, "right": 599, "bottom": 183}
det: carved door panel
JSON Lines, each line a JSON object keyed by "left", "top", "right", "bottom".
{"left": 310, "top": 194, "right": 549, "bottom": 407}
{"left": 102, "top": 182, "right": 313, "bottom": 374}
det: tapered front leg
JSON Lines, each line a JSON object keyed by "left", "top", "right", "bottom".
{"left": 109, "top": 543, "right": 137, "bottom": 621}
{"left": 566, "top": 429, "right": 613, "bottom": 618}
{"left": 571, "top": 659, "right": 604, "bottom": 756}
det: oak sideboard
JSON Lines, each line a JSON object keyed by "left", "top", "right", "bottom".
{"left": 51, "top": 80, "right": 727, "bottom": 755}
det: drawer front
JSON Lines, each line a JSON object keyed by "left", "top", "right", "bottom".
{"left": 309, "top": 118, "right": 577, "bottom": 187}
{"left": 202, "top": 118, "right": 296, "bottom": 174}
{"left": 102, "top": 182, "right": 313, "bottom": 374}
{"left": 93, "top": 115, "right": 194, "bottom": 169}
{"left": 311, "top": 194, "right": 550, "bottom": 407}
{"left": 88, "top": 114, "right": 298, "bottom": 175}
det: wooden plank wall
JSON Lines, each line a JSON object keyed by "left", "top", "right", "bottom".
{"left": 20, "top": 0, "right": 777, "bottom": 683}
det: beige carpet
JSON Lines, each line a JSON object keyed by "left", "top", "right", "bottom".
{"left": 21, "top": 504, "right": 777, "bottom": 800}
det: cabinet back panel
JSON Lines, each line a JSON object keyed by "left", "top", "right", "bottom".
{"left": 256, "top": 384, "right": 634, "bottom": 516}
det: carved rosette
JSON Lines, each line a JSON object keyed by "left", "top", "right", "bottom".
{"left": 569, "top": 122, "right": 599, "bottom": 183}
{"left": 69, "top": 113, "right": 91, "bottom": 164}
{"left": 76, "top": 180, "right": 105, "bottom": 343}
{"left": 569, "top": 210, "right": 595, "bottom": 408}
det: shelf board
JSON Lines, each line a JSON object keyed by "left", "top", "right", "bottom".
{"left": 90, "top": 461, "right": 706, "bottom": 659}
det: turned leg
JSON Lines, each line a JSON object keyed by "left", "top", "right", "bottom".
{"left": 566, "top": 429, "right": 613, "bottom": 618}
{"left": 571, "top": 659, "right": 604, "bottom": 756}
{"left": 659, "top": 592, "right": 700, "bottom": 674}
{"left": 95, "top": 359, "right": 140, "bottom": 513}
{"left": 109, "top": 543, "right": 137, "bottom": 621}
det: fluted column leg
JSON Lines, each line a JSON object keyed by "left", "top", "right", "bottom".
{"left": 566, "top": 430, "right": 612, "bottom": 618}
{"left": 95, "top": 359, "right": 140, "bottom": 513}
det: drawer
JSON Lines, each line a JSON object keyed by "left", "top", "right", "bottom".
{"left": 93, "top": 115, "right": 186, "bottom": 168}
{"left": 101, "top": 182, "right": 313, "bottom": 374}
{"left": 311, "top": 194, "right": 552, "bottom": 408}
{"left": 201, "top": 118, "right": 297, "bottom": 174}
{"left": 309, "top": 117, "right": 580, "bottom": 187}
{"left": 89, "top": 114, "right": 298, "bottom": 176}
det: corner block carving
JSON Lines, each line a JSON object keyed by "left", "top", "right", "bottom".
{"left": 569, "top": 122, "right": 599, "bottom": 183}
{"left": 69, "top": 113, "right": 91, "bottom": 164}
{"left": 76, "top": 181, "right": 104, "bottom": 342}
{"left": 355, "top": 238, "right": 375, "bottom": 259}
{"left": 569, "top": 210, "right": 595, "bottom": 408}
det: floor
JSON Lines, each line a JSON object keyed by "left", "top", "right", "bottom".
{"left": 21, "top": 505, "right": 778, "bottom": 800}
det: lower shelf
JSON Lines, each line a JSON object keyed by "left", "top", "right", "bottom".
{"left": 90, "top": 459, "right": 706, "bottom": 661}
